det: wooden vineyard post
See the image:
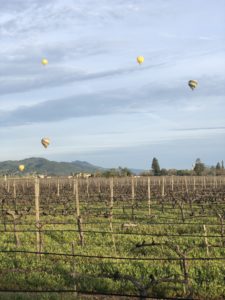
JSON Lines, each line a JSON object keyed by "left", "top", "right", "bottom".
{"left": 7, "top": 180, "right": 10, "bottom": 193}
{"left": 13, "top": 180, "right": 17, "bottom": 210}
{"left": 181, "top": 177, "right": 184, "bottom": 190}
{"left": 131, "top": 176, "right": 135, "bottom": 220}
{"left": 161, "top": 177, "right": 165, "bottom": 197}
{"left": 73, "top": 178, "right": 76, "bottom": 195}
{"left": 13, "top": 180, "right": 16, "bottom": 198}
{"left": 201, "top": 177, "right": 204, "bottom": 189}
{"left": 4, "top": 175, "right": 7, "bottom": 191}
{"left": 193, "top": 177, "right": 196, "bottom": 192}
{"left": 34, "top": 178, "right": 42, "bottom": 254}
{"left": 71, "top": 242, "right": 77, "bottom": 296}
{"left": 135, "top": 176, "right": 138, "bottom": 188}
{"left": 171, "top": 175, "right": 174, "bottom": 191}
{"left": 57, "top": 178, "right": 60, "bottom": 197}
{"left": 203, "top": 225, "right": 209, "bottom": 255}
{"left": 86, "top": 177, "right": 89, "bottom": 199}
{"left": 75, "top": 179, "right": 84, "bottom": 246}
{"left": 213, "top": 176, "right": 217, "bottom": 189}
{"left": 75, "top": 179, "right": 80, "bottom": 216}
{"left": 98, "top": 180, "right": 101, "bottom": 193}
{"left": 109, "top": 178, "right": 116, "bottom": 251}
{"left": 184, "top": 177, "right": 188, "bottom": 194}
{"left": 147, "top": 177, "right": 151, "bottom": 216}
{"left": 203, "top": 176, "right": 206, "bottom": 189}
{"left": 160, "top": 176, "right": 165, "bottom": 213}
{"left": 48, "top": 179, "right": 51, "bottom": 193}
{"left": 2, "top": 199, "right": 7, "bottom": 232}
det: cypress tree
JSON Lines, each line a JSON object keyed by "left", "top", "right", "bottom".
{"left": 151, "top": 158, "right": 161, "bottom": 176}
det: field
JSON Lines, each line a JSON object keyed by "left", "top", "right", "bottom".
{"left": 0, "top": 176, "right": 224, "bottom": 300}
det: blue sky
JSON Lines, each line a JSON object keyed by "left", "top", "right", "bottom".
{"left": 0, "top": 0, "right": 224, "bottom": 169}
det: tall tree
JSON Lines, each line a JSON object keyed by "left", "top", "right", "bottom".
{"left": 221, "top": 160, "right": 225, "bottom": 175}
{"left": 151, "top": 158, "right": 161, "bottom": 176}
{"left": 194, "top": 158, "right": 205, "bottom": 176}
{"left": 216, "top": 162, "right": 222, "bottom": 176}
{"left": 216, "top": 162, "right": 221, "bottom": 170}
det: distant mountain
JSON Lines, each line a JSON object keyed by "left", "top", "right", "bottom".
{"left": 0, "top": 157, "right": 104, "bottom": 175}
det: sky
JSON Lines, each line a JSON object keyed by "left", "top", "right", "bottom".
{"left": 0, "top": 0, "right": 225, "bottom": 169}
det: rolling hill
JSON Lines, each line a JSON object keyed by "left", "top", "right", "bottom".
{"left": 0, "top": 157, "right": 104, "bottom": 176}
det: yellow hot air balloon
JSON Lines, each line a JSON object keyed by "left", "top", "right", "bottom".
{"left": 42, "top": 58, "right": 48, "bottom": 66}
{"left": 137, "top": 56, "right": 144, "bottom": 65}
{"left": 188, "top": 80, "right": 198, "bottom": 90}
{"left": 41, "top": 138, "right": 50, "bottom": 149}
{"left": 19, "top": 165, "right": 25, "bottom": 172}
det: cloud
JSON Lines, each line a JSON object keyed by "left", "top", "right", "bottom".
{"left": 1, "top": 69, "right": 225, "bottom": 128}
{"left": 0, "top": 89, "right": 145, "bottom": 126}
{"left": 172, "top": 127, "right": 225, "bottom": 131}
{"left": 0, "top": 0, "right": 147, "bottom": 37}
{"left": 0, "top": 61, "right": 164, "bottom": 96}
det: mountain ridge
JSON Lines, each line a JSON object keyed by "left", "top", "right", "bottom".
{"left": 0, "top": 157, "right": 104, "bottom": 175}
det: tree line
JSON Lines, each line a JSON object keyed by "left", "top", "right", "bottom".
{"left": 94, "top": 158, "right": 225, "bottom": 177}
{"left": 149, "top": 157, "right": 225, "bottom": 176}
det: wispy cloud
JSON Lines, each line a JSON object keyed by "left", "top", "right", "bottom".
{"left": 0, "top": 88, "right": 149, "bottom": 126}
{"left": 173, "top": 127, "right": 225, "bottom": 131}
{"left": 0, "top": 70, "right": 225, "bottom": 127}
{"left": 0, "top": 61, "right": 164, "bottom": 96}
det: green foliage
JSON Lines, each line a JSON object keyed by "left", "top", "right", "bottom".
{"left": 0, "top": 179, "right": 225, "bottom": 299}
{"left": 194, "top": 158, "right": 205, "bottom": 176}
{"left": 176, "top": 169, "right": 192, "bottom": 176}
{"left": 100, "top": 167, "right": 133, "bottom": 177}
{"left": 216, "top": 162, "right": 221, "bottom": 170}
{"left": 160, "top": 168, "right": 168, "bottom": 176}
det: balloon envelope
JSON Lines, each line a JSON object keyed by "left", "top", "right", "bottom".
{"left": 42, "top": 58, "right": 48, "bottom": 66}
{"left": 19, "top": 165, "right": 25, "bottom": 171}
{"left": 188, "top": 80, "right": 198, "bottom": 90}
{"left": 137, "top": 56, "right": 144, "bottom": 64}
{"left": 41, "top": 138, "right": 50, "bottom": 148}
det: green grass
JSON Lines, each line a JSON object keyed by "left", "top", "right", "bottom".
{"left": 0, "top": 197, "right": 225, "bottom": 300}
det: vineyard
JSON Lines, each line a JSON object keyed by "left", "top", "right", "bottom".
{"left": 0, "top": 176, "right": 225, "bottom": 300}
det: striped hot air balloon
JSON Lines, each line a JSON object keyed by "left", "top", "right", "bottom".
{"left": 188, "top": 80, "right": 198, "bottom": 90}
{"left": 41, "top": 138, "right": 50, "bottom": 149}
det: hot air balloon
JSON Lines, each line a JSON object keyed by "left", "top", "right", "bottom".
{"left": 41, "top": 138, "right": 50, "bottom": 148}
{"left": 137, "top": 56, "right": 144, "bottom": 65}
{"left": 19, "top": 165, "right": 25, "bottom": 172}
{"left": 42, "top": 58, "right": 48, "bottom": 66}
{"left": 188, "top": 80, "right": 198, "bottom": 90}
